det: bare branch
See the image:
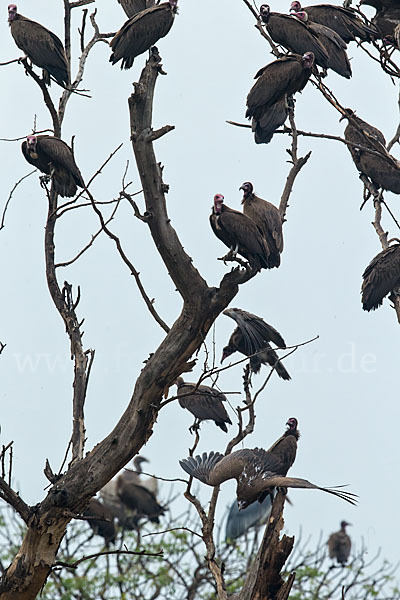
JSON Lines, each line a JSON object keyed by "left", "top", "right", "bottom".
{"left": 1, "top": 170, "right": 36, "bottom": 230}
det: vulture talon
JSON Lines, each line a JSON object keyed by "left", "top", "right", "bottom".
{"left": 39, "top": 175, "right": 50, "bottom": 189}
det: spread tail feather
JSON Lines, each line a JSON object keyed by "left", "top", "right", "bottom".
{"left": 179, "top": 451, "right": 224, "bottom": 485}
{"left": 267, "top": 476, "right": 358, "bottom": 506}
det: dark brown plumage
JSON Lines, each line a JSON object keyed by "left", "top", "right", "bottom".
{"left": 180, "top": 449, "right": 357, "bottom": 510}
{"left": 118, "top": 0, "right": 155, "bottom": 19}
{"left": 8, "top": 5, "right": 69, "bottom": 88}
{"left": 221, "top": 308, "right": 291, "bottom": 380}
{"left": 210, "top": 194, "right": 270, "bottom": 271}
{"left": 110, "top": 1, "right": 177, "bottom": 69}
{"left": 21, "top": 135, "right": 84, "bottom": 198}
{"left": 267, "top": 417, "right": 300, "bottom": 476}
{"left": 176, "top": 378, "right": 232, "bottom": 433}
{"left": 246, "top": 53, "right": 314, "bottom": 144}
{"left": 240, "top": 182, "right": 283, "bottom": 268}
{"left": 117, "top": 475, "right": 165, "bottom": 524}
{"left": 328, "top": 521, "right": 352, "bottom": 565}
{"left": 84, "top": 499, "right": 117, "bottom": 546}
{"left": 342, "top": 109, "right": 400, "bottom": 194}
{"left": 260, "top": 5, "right": 330, "bottom": 69}
{"left": 360, "top": 0, "right": 400, "bottom": 40}
{"left": 361, "top": 243, "right": 400, "bottom": 311}
{"left": 290, "top": 1, "right": 378, "bottom": 42}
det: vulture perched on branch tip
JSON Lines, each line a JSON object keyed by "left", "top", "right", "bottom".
{"left": 290, "top": 1, "right": 378, "bottom": 42}
{"left": 240, "top": 182, "right": 283, "bottom": 268}
{"left": 8, "top": 4, "right": 69, "bottom": 88}
{"left": 361, "top": 243, "right": 400, "bottom": 311}
{"left": 210, "top": 194, "right": 271, "bottom": 270}
{"left": 176, "top": 378, "right": 232, "bottom": 432}
{"left": 83, "top": 499, "right": 117, "bottom": 546}
{"left": 118, "top": 0, "right": 155, "bottom": 19}
{"left": 245, "top": 53, "right": 314, "bottom": 144}
{"left": 110, "top": 1, "right": 178, "bottom": 69}
{"left": 341, "top": 109, "right": 400, "bottom": 194}
{"left": 328, "top": 521, "right": 352, "bottom": 565}
{"left": 221, "top": 308, "right": 291, "bottom": 380}
{"left": 21, "top": 135, "right": 85, "bottom": 198}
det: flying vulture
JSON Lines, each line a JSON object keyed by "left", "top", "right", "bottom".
{"left": 210, "top": 194, "right": 270, "bottom": 270}
{"left": 110, "top": 1, "right": 178, "bottom": 69}
{"left": 21, "top": 135, "right": 84, "bottom": 198}
{"left": 290, "top": 1, "right": 378, "bottom": 43}
{"left": 83, "top": 499, "right": 117, "bottom": 546}
{"left": 240, "top": 182, "right": 283, "bottom": 268}
{"left": 225, "top": 494, "right": 273, "bottom": 542}
{"left": 176, "top": 377, "right": 232, "bottom": 433}
{"left": 118, "top": 0, "right": 155, "bottom": 19}
{"left": 341, "top": 109, "right": 400, "bottom": 194}
{"left": 245, "top": 53, "right": 314, "bottom": 144}
{"left": 180, "top": 449, "right": 357, "bottom": 510}
{"left": 221, "top": 307, "right": 291, "bottom": 380}
{"left": 360, "top": 0, "right": 400, "bottom": 40}
{"left": 361, "top": 243, "right": 400, "bottom": 311}
{"left": 328, "top": 521, "right": 352, "bottom": 565}
{"left": 259, "top": 5, "right": 330, "bottom": 69}
{"left": 290, "top": 10, "right": 352, "bottom": 78}
{"left": 8, "top": 5, "right": 69, "bottom": 87}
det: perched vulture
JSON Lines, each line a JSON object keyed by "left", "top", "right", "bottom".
{"left": 360, "top": 0, "right": 400, "bottom": 40}
{"left": 240, "top": 182, "right": 283, "bottom": 268}
{"left": 117, "top": 476, "right": 165, "bottom": 524}
{"left": 290, "top": 10, "right": 352, "bottom": 78}
{"left": 267, "top": 417, "right": 300, "bottom": 476}
{"left": 361, "top": 243, "right": 400, "bottom": 311}
{"left": 8, "top": 4, "right": 69, "bottom": 87}
{"left": 210, "top": 194, "right": 270, "bottom": 270}
{"left": 259, "top": 5, "right": 330, "bottom": 69}
{"left": 290, "top": 1, "right": 378, "bottom": 43}
{"left": 99, "top": 479, "right": 137, "bottom": 530}
{"left": 245, "top": 53, "right": 314, "bottom": 144}
{"left": 176, "top": 377, "right": 232, "bottom": 433}
{"left": 221, "top": 307, "right": 291, "bottom": 380}
{"left": 110, "top": 1, "right": 178, "bottom": 69}
{"left": 118, "top": 0, "right": 155, "bottom": 19}
{"left": 83, "top": 499, "right": 117, "bottom": 546}
{"left": 225, "top": 494, "right": 273, "bottom": 542}
{"left": 21, "top": 135, "right": 84, "bottom": 198}
{"left": 341, "top": 109, "right": 400, "bottom": 194}
{"left": 328, "top": 521, "right": 352, "bottom": 565}
{"left": 180, "top": 449, "right": 357, "bottom": 510}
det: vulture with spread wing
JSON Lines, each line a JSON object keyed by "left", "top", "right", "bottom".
{"left": 240, "top": 182, "right": 283, "bottom": 268}
{"left": 360, "top": 0, "right": 400, "bottom": 40}
{"left": 246, "top": 53, "right": 314, "bottom": 143}
{"left": 21, "top": 135, "right": 84, "bottom": 198}
{"left": 221, "top": 308, "right": 291, "bottom": 380}
{"left": 83, "top": 499, "right": 117, "bottom": 546}
{"left": 361, "top": 243, "right": 400, "bottom": 311}
{"left": 328, "top": 521, "right": 352, "bottom": 565}
{"left": 110, "top": 1, "right": 178, "bottom": 69}
{"left": 342, "top": 109, "right": 400, "bottom": 194}
{"left": 176, "top": 378, "right": 232, "bottom": 432}
{"left": 210, "top": 194, "right": 270, "bottom": 270}
{"left": 118, "top": 0, "right": 155, "bottom": 19}
{"left": 290, "top": 1, "right": 378, "bottom": 42}
{"left": 8, "top": 4, "right": 69, "bottom": 87}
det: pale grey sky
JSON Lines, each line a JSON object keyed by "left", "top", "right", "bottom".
{"left": 1, "top": 0, "right": 399, "bottom": 572}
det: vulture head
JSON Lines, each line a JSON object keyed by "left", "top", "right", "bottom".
{"left": 290, "top": 1, "right": 302, "bottom": 11}
{"left": 301, "top": 52, "right": 314, "bottom": 68}
{"left": 291, "top": 10, "right": 308, "bottom": 22}
{"left": 339, "top": 108, "right": 355, "bottom": 122}
{"left": 259, "top": 5, "right": 270, "bottom": 22}
{"left": 168, "top": 0, "right": 178, "bottom": 13}
{"left": 221, "top": 345, "right": 235, "bottom": 363}
{"left": 8, "top": 4, "right": 17, "bottom": 22}
{"left": 213, "top": 193, "right": 225, "bottom": 215}
{"left": 341, "top": 520, "right": 351, "bottom": 529}
{"left": 26, "top": 135, "right": 38, "bottom": 152}
{"left": 239, "top": 182, "right": 254, "bottom": 198}
{"left": 286, "top": 417, "right": 298, "bottom": 431}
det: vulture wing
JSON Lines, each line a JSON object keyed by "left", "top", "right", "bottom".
{"left": 266, "top": 435, "right": 297, "bottom": 475}
{"left": 223, "top": 308, "right": 286, "bottom": 350}
{"left": 118, "top": 482, "right": 165, "bottom": 523}
{"left": 305, "top": 20, "right": 351, "bottom": 78}
{"left": 177, "top": 381, "right": 232, "bottom": 431}
{"left": 304, "top": 5, "right": 378, "bottom": 42}
{"left": 84, "top": 499, "right": 116, "bottom": 545}
{"left": 218, "top": 208, "right": 270, "bottom": 267}
{"left": 36, "top": 136, "right": 84, "bottom": 187}
{"left": 118, "top": 0, "right": 154, "bottom": 18}
{"left": 361, "top": 244, "right": 400, "bottom": 310}
{"left": 252, "top": 99, "right": 288, "bottom": 145}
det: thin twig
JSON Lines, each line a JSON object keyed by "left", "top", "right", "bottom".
{"left": 1, "top": 170, "right": 36, "bottom": 230}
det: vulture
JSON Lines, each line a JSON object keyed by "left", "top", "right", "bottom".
{"left": 117, "top": 477, "right": 165, "bottom": 524}
{"left": 360, "top": 0, "right": 400, "bottom": 40}
{"left": 259, "top": 5, "right": 330, "bottom": 69}
{"left": 176, "top": 377, "right": 232, "bottom": 433}
{"left": 110, "top": 1, "right": 178, "bottom": 69}
{"left": 118, "top": 0, "right": 155, "bottom": 19}
{"left": 179, "top": 449, "right": 357, "bottom": 510}
{"left": 8, "top": 5, "right": 69, "bottom": 88}
{"left": 21, "top": 135, "right": 84, "bottom": 198}
{"left": 328, "top": 521, "right": 352, "bottom": 565}
{"left": 361, "top": 243, "right": 400, "bottom": 311}
{"left": 225, "top": 494, "right": 273, "bottom": 542}
{"left": 83, "top": 499, "right": 117, "bottom": 546}
{"left": 240, "top": 182, "right": 283, "bottom": 268}
{"left": 290, "top": 1, "right": 378, "bottom": 43}
{"left": 221, "top": 307, "right": 291, "bottom": 380}
{"left": 290, "top": 10, "right": 352, "bottom": 78}
{"left": 341, "top": 109, "right": 400, "bottom": 194}
{"left": 267, "top": 417, "right": 300, "bottom": 476}
{"left": 245, "top": 53, "right": 314, "bottom": 144}
{"left": 99, "top": 479, "right": 137, "bottom": 530}
{"left": 210, "top": 194, "right": 270, "bottom": 271}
